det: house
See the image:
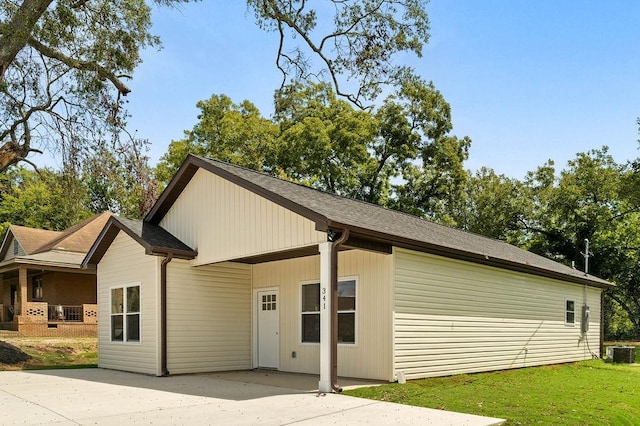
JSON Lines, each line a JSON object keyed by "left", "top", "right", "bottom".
{"left": 0, "top": 212, "right": 112, "bottom": 336}
{"left": 83, "top": 155, "right": 612, "bottom": 391}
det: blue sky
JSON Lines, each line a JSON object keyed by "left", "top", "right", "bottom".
{"left": 121, "top": 0, "right": 640, "bottom": 179}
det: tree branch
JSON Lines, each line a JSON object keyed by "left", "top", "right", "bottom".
{"left": 28, "top": 37, "right": 131, "bottom": 96}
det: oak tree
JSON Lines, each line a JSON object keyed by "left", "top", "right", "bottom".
{"left": 0, "top": 0, "right": 430, "bottom": 172}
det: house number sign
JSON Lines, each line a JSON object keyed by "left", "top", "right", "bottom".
{"left": 322, "top": 287, "right": 327, "bottom": 310}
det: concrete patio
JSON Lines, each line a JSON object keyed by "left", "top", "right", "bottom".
{"left": 0, "top": 368, "right": 505, "bottom": 425}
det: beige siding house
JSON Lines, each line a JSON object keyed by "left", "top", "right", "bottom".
{"left": 84, "top": 155, "right": 612, "bottom": 390}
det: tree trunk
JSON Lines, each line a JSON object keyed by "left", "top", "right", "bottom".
{"left": 0, "top": 142, "right": 22, "bottom": 172}
{"left": 0, "top": 0, "right": 54, "bottom": 79}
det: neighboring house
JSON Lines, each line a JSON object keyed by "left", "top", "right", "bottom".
{"left": 83, "top": 155, "right": 612, "bottom": 391}
{"left": 0, "top": 212, "right": 111, "bottom": 336}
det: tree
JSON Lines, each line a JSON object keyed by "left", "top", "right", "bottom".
{"left": 464, "top": 148, "right": 640, "bottom": 339}
{"left": 0, "top": 167, "right": 92, "bottom": 237}
{"left": 84, "top": 139, "right": 158, "bottom": 218}
{"left": 0, "top": 0, "right": 178, "bottom": 172}
{"left": 0, "top": 0, "right": 431, "bottom": 172}
{"left": 247, "top": 0, "right": 430, "bottom": 108}
{"left": 454, "top": 167, "right": 524, "bottom": 243}
{"left": 157, "top": 77, "right": 471, "bottom": 223}
{"left": 155, "top": 94, "right": 279, "bottom": 185}
{"left": 382, "top": 76, "right": 470, "bottom": 223}
{"left": 271, "top": 81, "right": 379, "bottom": 200}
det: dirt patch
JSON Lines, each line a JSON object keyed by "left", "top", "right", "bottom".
{"left": 0, "top": 337, "right": 97, "bottom": 370}
{"left": 0, "top": 341, "right": 31, "bottom": 364}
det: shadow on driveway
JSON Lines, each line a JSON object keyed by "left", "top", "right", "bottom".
{"left": 0, "top": 368, "right": 505, "bottom": 425}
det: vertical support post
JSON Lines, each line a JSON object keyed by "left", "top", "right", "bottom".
{"left": 18, "top": 267, "right": 27, "bottom": 316}
{"left": 318, "top": 241, "right": 333, "bottom": 393}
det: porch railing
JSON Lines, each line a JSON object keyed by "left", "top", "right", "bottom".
{"left": 48, "top": 305, "right": 83, "bottom": 322}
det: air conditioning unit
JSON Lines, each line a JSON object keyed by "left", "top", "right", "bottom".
{"left": 606, "top": 346, "right": 636, "bottom": 364}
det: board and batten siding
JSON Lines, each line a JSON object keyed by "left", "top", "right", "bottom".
{"left": 97, "top": 231, "right": 160, "bottom": 375}
{"left": 393, "top": 247, "right": 602, "bottom": 380}
{"left": 160, "top": 169, "right": 326, "bottom": 265}
{"left": 166, "top": 260, "right": 252, "bottom": 374}
{"left": 252, "top": 249, "right": 394, "bottom": 381}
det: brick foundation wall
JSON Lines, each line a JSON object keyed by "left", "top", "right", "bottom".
{"left": 16, "top": 321, "right": 97, "bottom": 337}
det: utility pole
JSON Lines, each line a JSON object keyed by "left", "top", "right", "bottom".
{"left": 581, "top": 239, "right": 592, "bottom": 276}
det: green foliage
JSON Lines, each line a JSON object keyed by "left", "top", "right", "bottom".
{"left": 0, "top": 167, "right": 93, "bottom": 237}
{"left": 1, "top": 0, "right": 430, "bottom": 171}
{"left": 460, "top": 147, "right": 640, "bottom": 340}
{"left": 156, "top": 95, "right": 278, "bottom": 184}
{"left": 345, "top": 360, "right": 640, "bottom": 425}
{"left": 273, "top": 82, "right": 379, "bottom": 199}
{"left": 156, "top": 79, "right": 471, "bottom": 222}
{"left": 84, "top": 140, "right": 158, "bottom": 218}
{"left": 454, "top": 167, "right": 523, "bottom": 243}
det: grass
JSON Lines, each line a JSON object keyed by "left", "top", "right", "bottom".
{"left": 1, "top": 338, "right": 638, "bottom": 424}
{"left": 345, "top": 360, "right": 640, "bottom": 425}
{"left": 0, "top": 337, "right": 97, "bottom": 371}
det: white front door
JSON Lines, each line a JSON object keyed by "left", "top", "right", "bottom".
{"left": 257, "top": 289, "right": 279, "bottom": 369}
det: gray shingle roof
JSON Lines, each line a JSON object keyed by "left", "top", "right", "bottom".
{"left": 82, "top": 216, "right": 197, "bottom": 267}
{"left": 147, "top": 155, "right": 612, "bottom": 288}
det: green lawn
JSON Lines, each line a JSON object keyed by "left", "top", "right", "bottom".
{"left": 344, "top": 360, "right": 640, "bottom": 425}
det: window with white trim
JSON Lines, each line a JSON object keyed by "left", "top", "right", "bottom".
{"left": 301, "top": 279, "right": 356, "bottom": 344}
{"left": 111, "top": 284, "right": 140, "bottom": 342}
{"left": 565, "top": 300, "right": 575, "bottom": 324}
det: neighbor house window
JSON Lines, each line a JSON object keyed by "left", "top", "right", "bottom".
{"left": 565, "top": 300, "right": 575, "bottom": 324}
{"left": 13, "top": 239, "right": 18, "bottom": 256}
{"left": 111, "top": 284, "right": 140, "bottom": 342}
{"left": 32, "top": 278, "right": 43, "bottom": 300}
{"left": 301, "top": 279, "right": 356, "bottom": 344}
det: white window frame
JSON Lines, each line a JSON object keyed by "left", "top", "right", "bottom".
{"left": 110, "top": 283, "right": 142, "bottom": 343}
{"left": 299, "top": 276, "right": 358, "bottom": 346}
{"left": 565, "top": 299, "right": 576, "bottom": 325}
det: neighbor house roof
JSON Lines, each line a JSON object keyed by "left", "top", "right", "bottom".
{"left": 33, "top": 211, "right": 113, "bottom": 254}
{"left": 0, "top": 212, "right": 113, "bottom": 272}
{"left": 0, "top": 226, "right": 62, "bottom": 257}
{"left": 82, "top": 216, "right": 197, "bottom": 267}
{"left": 142, "top": 155, "right": 612, "bottom": 289}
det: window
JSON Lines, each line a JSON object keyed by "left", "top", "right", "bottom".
{"left": 301, "top": 279, "right": 356, "bottom": 344}
{"left": 111, "top": 284, "right": 140, "bottom": 342}
{"left": 32, "top": 278, "right": 43, "bottom": 300}
{"left": 13, "top": 239, "right": 18, "bottom": 256}
{"left": 261, "top": 293, "right": 276, "bottom": 311}
{"left": 565, "top": 300, "right": 575, "bottom": 324}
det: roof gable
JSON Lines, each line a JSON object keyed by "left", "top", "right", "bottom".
{"left": 145, "top": 155, "right": 612, "bottom": 288}
{"left": 83, "top": 216, "right": 197, "bottom": 267}
{"left": 0, "top": 225, "right": 62, "bottom": 260}
{"left": 0, "top": 212, "right": 115, "bottom": 269}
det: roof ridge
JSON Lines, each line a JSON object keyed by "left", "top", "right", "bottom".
{"left": 32, "top": 211, "right": 112, "bottom": 254}
{"left": 199, "top": 156, "right": 515, "bottom": 247}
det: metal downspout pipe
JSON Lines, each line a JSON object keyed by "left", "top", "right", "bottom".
{"left": 161, "top": 253, "right": 173, "bottom": 376}
{"left": 330, "top": 228, "right": 349, "bottom": 392}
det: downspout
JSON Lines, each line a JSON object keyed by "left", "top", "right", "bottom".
{"left": 330, "top": 228, "right": 349, "bottom": 392}
{"left": 600, "top": 289, "right": 605, "bottom": 358}
{"left": 161, "top": 253, "right": 173, "bottom": 376}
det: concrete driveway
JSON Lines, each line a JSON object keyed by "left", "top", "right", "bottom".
{"left": 0, "top": 369, "right": 504, "bottom": 425}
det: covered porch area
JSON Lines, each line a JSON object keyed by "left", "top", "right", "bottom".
{"left": 0, "top": 264, "right": 97, "bottom": 336}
